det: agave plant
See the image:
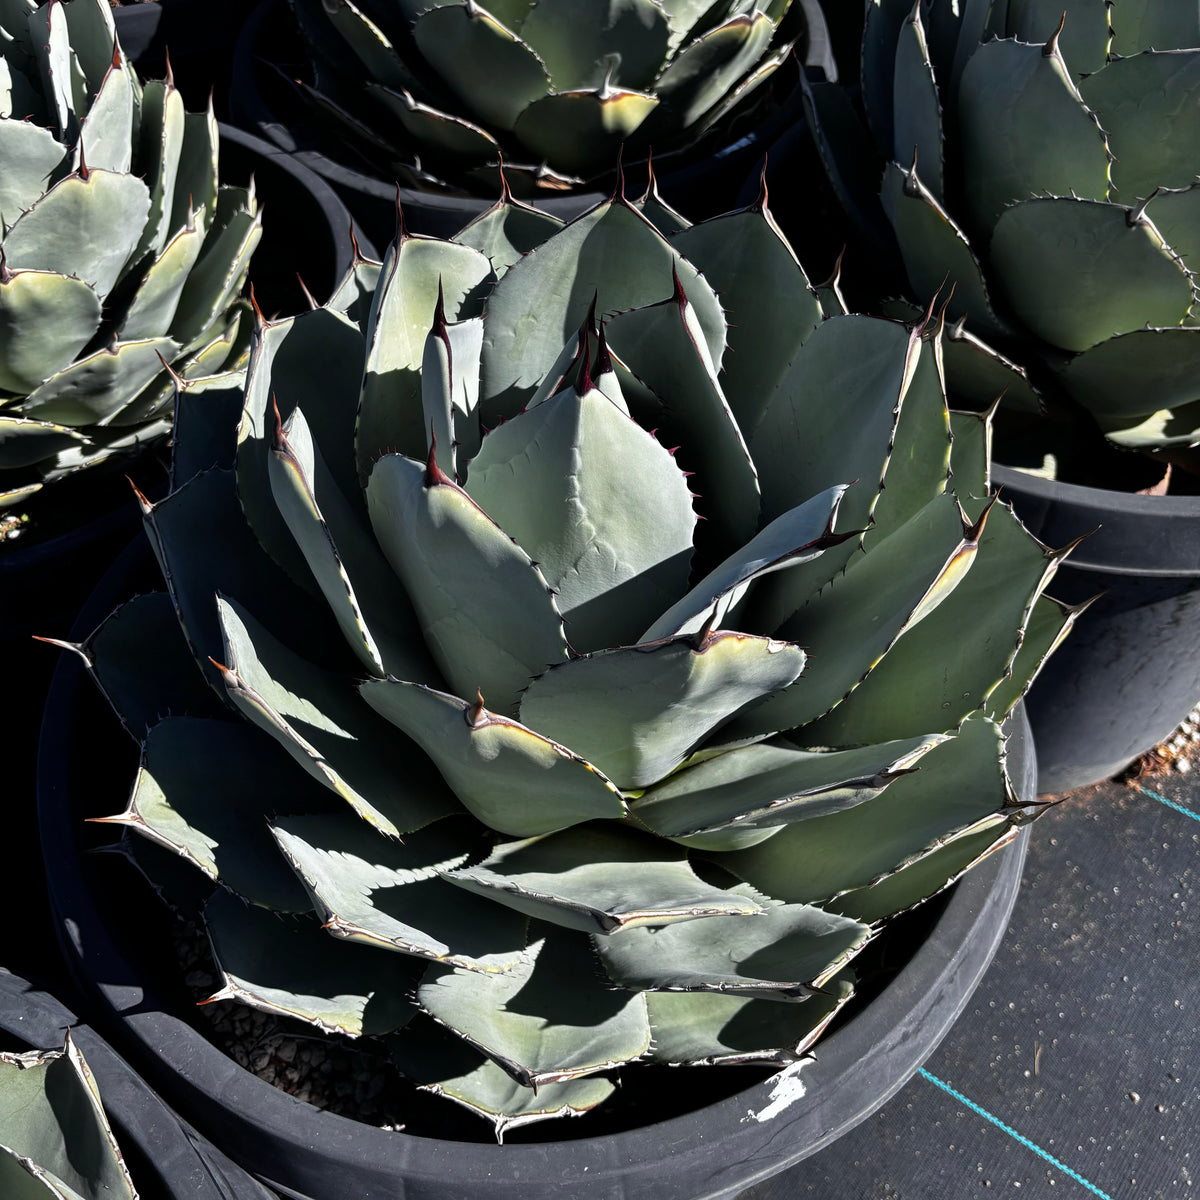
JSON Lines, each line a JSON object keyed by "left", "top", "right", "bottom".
{"left": 287, "top": 0, "right": 811, "bottom": 192}
{"left": 67, "top": 184, "right": 1075, "bottom": 1137}
{"left": 0, "top": 1034, "right": 137, "bottom": 1199}
{"left": 0, "top": 0, "right": 260, "bottom": 517}
{"left": 805, "top": 0, "right": 1200, "bottom": 470}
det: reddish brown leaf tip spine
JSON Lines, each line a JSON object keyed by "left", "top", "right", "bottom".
{"left": 425, "top": 433, "right": 455, "bottom": 487}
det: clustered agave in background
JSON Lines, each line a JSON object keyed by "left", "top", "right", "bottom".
{"left": 805, "top": 0, "right": 1200, "bottom": 472}
{"left": 289, "top": 0, "right": 808, "bottom": 192}
{"left": 0, "top": 0, "right": 260, "bottom": 517}
{"left": 67, "top": 188, "right": 1078, "bottom": 1136}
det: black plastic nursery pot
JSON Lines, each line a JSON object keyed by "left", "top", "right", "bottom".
{"left": 993, "top": 464, "right": 1200, "bottom": 794}
{"left": 216, "top": 122, "right": 377, "bottom": 316}
{"left": 0, "top": 970, "right": 278, "bottom": 1200}
{"left": 113, "top": 0, "right": 262, "bottom": 115}
{"left": 38, "top": 536, "right": 1036, "bottom": 1200}
{"left": 227, "top": 0, "right": 837, "bottom": 248}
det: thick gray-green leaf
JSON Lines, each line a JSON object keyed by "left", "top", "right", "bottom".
{"left": 269, "top": 404, "right": 435, "bottom": 680}
{"left": 101, "top": 716, "right": 333, "bottom": 912}
{"left": 368, "top": 83, "right": 500, "bottom": 163}
{"left": 520, "top": 630, "right": 806, "bottom": 789}
{"left": 0, "top": 1037, "right": 135, "bottom": 1200}
{"left": 77, "top": 52, "right": 134, "bottom": 175}
{"left": 1147, "top": 182, "right": 1200, "bottom": 274}
{"left": 1079, "top": 50, "right": 1200, "bottom": 198}
{"left": 417, "top": 931, "right": 651, "bottom": 1087}
{"left": 648, "top": 12, "right": 775, "bottom": 133}
{"left": 359, "top": 679, "right": 625, "bottom": 836}
{"left": 1116, "top": 2, "right": 1200, "bottom": 51}
{"left": 990, "top": 197, "right": 1193, "bottom": 353}
{"left": 751, "top": 315, "right": 917, "bottom": 531}
{"left": 519, "top": 0, "right": 670, "bottom": 91}
{"left": 18, "top": 337, "right": 177, "bottom": 425}
{"left": 131, "top": 79, "right": 186, "bottom": 261}
{"left": 941, "top": 320, "right": 1044, "bottom": 416}
{"left": 203, "top": 889, "right": 419, "bottom": 1037}
{"left": 861, "top": 0, "right": 910, "bottom": 157}
{"left": 271, "top": 813, "right": 528, "bottom": 972}
{"left": 803, "top": 499, "right": 1058, "bottom": 744}
{"left": 73, "top": 591, "right": 222, "bottom": 738}
{"left": 1060, "top": 326, "right": 1200, "bottom": 421}
{"left": 357, "top": 232, "right": 493, "bottom": 479}
{"left": 237, "top": 308, "right": 367, "bottom": 588}
{"left": 949, "top": 406, "right": 991, "bottom": 502}
{"left": 596, "top": 898, "right": 870, "bottom": 999}
{"left": 479, "top": 199, "right": 726, "bottom": 425}
{"left": 605, "top": 279, "right": 759, "bottom": 554}
{"left": 116, "top": 220, "right": 206, "bottom": 342}
{"left": 957, "top": 34, "right": 1110, "bottom": 230}
{"left": 0, "top": 118, "right": 65, "bottom": 227}
{"left": 669, "top": 204, "right": 822, "bottom": 440}
{"left": 215, "top": 594, "right": 458, "bottom": 837}
{"left": 0, "top": 269, "right": 100, "bottom": 392}
{"left": 366, "top": 452, "right": 568, "bottom": 714}
{"left": 391, "top": 1021, "right": 614, "bottom": 1138}
{"left": 1003, "top": 0, "right": 1111, "bottom": 77}
{"left": 880, "top": 161, "right": 1009, "bottom": 341}
{"left": 452, "top": 190, "right": 565, "bottom": 271}
{"left": 412, "top": 1, "right": 551, "bottom": 131}
{"left": 0, "top": 415, "right": 85, "bottom": 468}
{"left": 513, "top": 86, "right": 659, "bottom": 182}
{"left": 642, "top": 484, "right": 849, "bottom": 641}
{"left": 828, "top": 818, "right": 1019, "bottom": 923}
{"left": 726, "top": 494, "right": 977, "bottom": 738}
{"left": 723, "top": 714, "right": 1018, "bottom": 903}
{"left": 464, "top": 384, "right": 695, "bottom": 654}
{"left": 631, "top": 733, "right": 946, "bottom": 851}
{"left": 421, "top": 310, "right": 484, "bottom": 476}
{"left": 171, "top": 206, "right": 261, "bottom": 349}
{"left": 645, "top": 972, "right": 855, "bottom": 1066}
{"left": 1, "top": 169, "right": 149, "bottom": 300}
{"left": 891, "top": 1, "right": 943, "bottom": 202}
{"left": 443, "top": 824, "right": 763, "bottom": 934}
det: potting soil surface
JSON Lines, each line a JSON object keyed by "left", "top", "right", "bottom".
{"left": 744, "top": 735, "right": 1200, "bottom": 1200}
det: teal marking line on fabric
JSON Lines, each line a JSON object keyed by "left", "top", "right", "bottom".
{"left": 1138, "top": 785, "right": 1200, "bottom": 824}
{"left": 917, "top": 1068, "right": 1114, "bottom": 1200}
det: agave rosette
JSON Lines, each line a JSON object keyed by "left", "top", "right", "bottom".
{"left": 288, "top": 0, "right": 805, "bottom": 191}
{"left": 73, "top": 182, "right": 1074, "bottom": 1135}
{"left": 0, "top": 0, "right": 260, "bottom": 511}
{"left": 805, "top": 0, "right": 1200, "bottom": 464}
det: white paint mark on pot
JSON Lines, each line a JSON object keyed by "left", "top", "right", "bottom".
{"left": 742, "top": 1059, "right": 811, "bottom": 1123}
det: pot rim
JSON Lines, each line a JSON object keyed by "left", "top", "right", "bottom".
{"left": 992, "top": 463, "right": 1200, "bottom": 578}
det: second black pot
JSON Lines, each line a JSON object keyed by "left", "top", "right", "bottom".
{"left": 994, "top": 464, "right": 1200, "bottom": 793}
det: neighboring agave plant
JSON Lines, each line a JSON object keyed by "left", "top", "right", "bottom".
{"left": 0, "top": 0, "right": 260, "bottom": 515}
{"left": 69, "top": 183, "right": 1077, "bottom": 1137}
{"left": 288, "top": 0, "right": 807, "bottom": 191}
{"left": 0, "top": 1034, "right": 138, "bottom": 1199}
{"left": 804, "top": 0, "right": 1200, "bottom": 468}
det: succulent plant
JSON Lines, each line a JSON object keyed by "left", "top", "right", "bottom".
{"left": 804, "top": 0, "right": 1200, "bottom": 470}
{"left": 69, "top": 184, "right": 1075, "bottom": 1137}
{"left": 0, "top": 0, "right": 260, "bottom": 516}
{"left": 0, "top": 1034, "right": 137, "bottom": 1199}
{"left": 286, "top": 0, "right": 811, "bottom": 192}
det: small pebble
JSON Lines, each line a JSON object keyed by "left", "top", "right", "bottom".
{"left": 1129, "top": 1092, "right": 1140, "bottom": 1104}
